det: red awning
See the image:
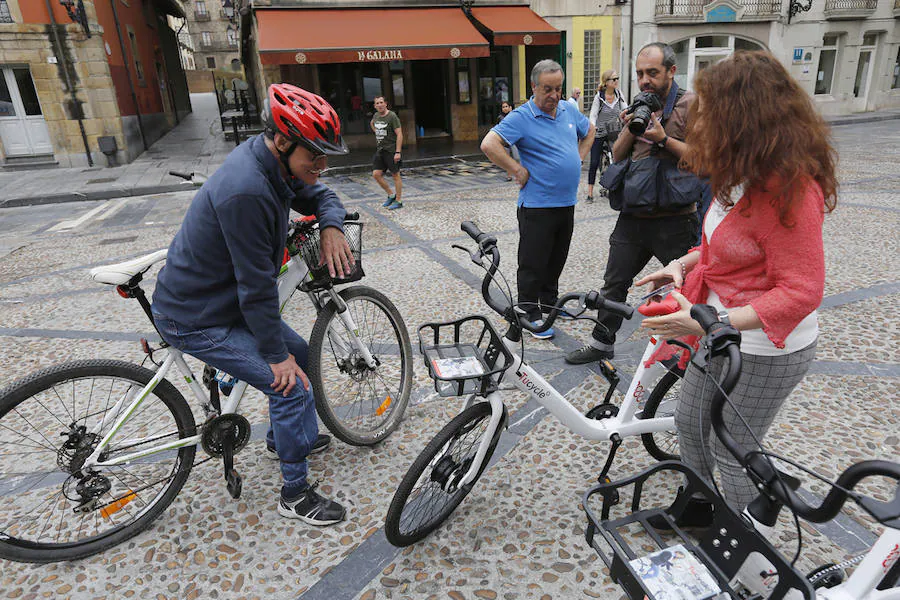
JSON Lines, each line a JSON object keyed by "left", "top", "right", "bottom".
{"left": 256, "top": 8, "right": 490, "bottom": 65}
{"left": 469, "top": 6, "right": 560, "bottom": 46}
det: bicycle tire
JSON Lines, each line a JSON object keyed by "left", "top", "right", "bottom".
{"left": 385, "top": 401, "right": 501, "bottom": 547}
{"left": 308, "top": 285, "right": 412, "bottom": 446}
{"left": 641, "top": 370, "right": 682, "bottom": 462}
{"left": 0, "top": 360, "right": 196, "bottom": 563}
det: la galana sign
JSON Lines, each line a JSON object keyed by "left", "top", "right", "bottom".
{"left": 357, "top": 49, "right": 403, "bottom": 61}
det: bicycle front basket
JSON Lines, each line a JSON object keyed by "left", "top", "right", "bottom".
{"left": 418, "top": 315, "right": 514, "bottom": 397}
{"left": 298, "top": 221, "right": 364, "bottom": 288}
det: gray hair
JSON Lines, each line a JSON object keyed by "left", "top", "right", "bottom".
{"left": 638, "top": 42, "right": 677, "bottom": 69}
{"left": 530, "top": 59, "right": 564, "bottom": 86}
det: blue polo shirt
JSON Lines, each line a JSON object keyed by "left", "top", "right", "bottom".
{"left": 491, "top": 98, "right": 590, "bottom": 208}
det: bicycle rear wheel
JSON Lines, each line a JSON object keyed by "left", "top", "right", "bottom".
{"left": 385, "top": 401, "right": 502, "bottom": 547}
{"left": 641, "top": 370, "right": 682, "bottom": 462}
{"left": 0, "top": 360, "right": 196, "bottom": 563}
{"left": 308, "top": 286, "right": 412, "bottom": 446}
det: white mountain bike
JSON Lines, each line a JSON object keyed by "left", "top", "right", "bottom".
{"left": 383, "top": 221, "right": 685, "bottom": 547}
{"left": 584, "top": 305, "right": 900, "bottom": 599}
{"left": 0, "top": 213, "right": 412, "bottom": 563}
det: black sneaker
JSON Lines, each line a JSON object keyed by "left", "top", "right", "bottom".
{"left": 647, "top": 495, "right": 715, "bottom": 531}
{"left": 278, "top": 483, "right": 346, "bottom": 526}
{"left": 565, "top": 345, "right": 613, "bottom": 365}
{"left": 266, "top": 434, "right": 331, "bottom": 460}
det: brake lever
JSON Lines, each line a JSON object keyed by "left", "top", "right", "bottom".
{"left": 451, "top": 243, "right": 484, "bottom": 267}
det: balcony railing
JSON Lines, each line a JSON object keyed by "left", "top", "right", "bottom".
{"left": 194, "top": 11, "right": 211, "bottom": 21}
{"left": 824, "top": 0, "right": 877, "bottom": 18}
{"left": 655, "top": 0, "right": 783, "bottom": 18}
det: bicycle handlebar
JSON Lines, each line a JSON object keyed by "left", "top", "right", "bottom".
{"left": 459, "top": 221, "right": 633, "bottom": 333}
{"left": 698, "top": 306, "right": 900, "bottom": 528}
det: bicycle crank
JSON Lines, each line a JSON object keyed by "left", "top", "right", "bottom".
{"left": 201, "top": 414, "right": 251, "bottom": 500}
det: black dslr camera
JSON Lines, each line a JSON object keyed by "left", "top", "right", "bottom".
{"left": 625, "top": 91, "right": 663, "bottom": 135}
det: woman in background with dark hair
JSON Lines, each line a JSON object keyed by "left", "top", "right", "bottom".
{"left": 637, "top": 51, "right": 838, "bottom": 529}
{"left": 585, "top": 70, "right": 626, "bottom": 203}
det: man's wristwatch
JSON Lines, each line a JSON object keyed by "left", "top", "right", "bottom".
{"left": 656, "top": 135, "right": 669, "bottom": 150}
{"left": 717, "top": 309, "right": 731, "bottom": 326}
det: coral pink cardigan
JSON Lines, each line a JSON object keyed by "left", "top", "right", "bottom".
{"left": 648, "top": 179, "right": 826, "bottom": 367}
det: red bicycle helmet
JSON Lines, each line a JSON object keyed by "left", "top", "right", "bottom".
{"left": 265, "top": 83, "right": 348, "bottom": 156}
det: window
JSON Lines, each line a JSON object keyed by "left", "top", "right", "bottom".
{"left": 206, "top": 56, "right": 216, "bottom": 69}
{"left": 195, "top": 0, "right": 207, "bottom": 15}
{"left": 127, "top": 29, "right": 145, "bottom": 85}
{"left": 583, "top": 30, "right": 602, "bottom": 111}
{"left": 695, "top": 35, "right": 730, "bottom": 49}
{"left": 892, "top": 47, "right": 900, "bottom": 89}
{"left": 0, "top": 72, "right": 16, "bottom": 117}
{"left": 201, "top": 31, "right": 212, "bottom": 47}
{"left": 13, "top": 69, "right": 42, "bottom": 115}
{"left": 0, "top": 0, "right": 14, "bottom": 23}
{"left": 226, "top": 28, "right": 237, "bottom": 47}
{"left": 231, "top": 58, "right": 241, "bottom": 72}
{"left": 815, "top": 35, "right": 839, "bottom": 95}
{"left": 734, "top": 37, "right": 763, "bottom": 52}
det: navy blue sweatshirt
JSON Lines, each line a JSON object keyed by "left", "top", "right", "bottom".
{"left": 152, "top": 134, "right": 346, "bottom": 363}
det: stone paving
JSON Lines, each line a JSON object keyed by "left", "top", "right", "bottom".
{"left": 0, "top": 120, "right": 897, "bottom": 600}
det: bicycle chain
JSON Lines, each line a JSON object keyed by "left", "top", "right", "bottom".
{"left": 807, "top": 554, "right": 865, "bottom": 585}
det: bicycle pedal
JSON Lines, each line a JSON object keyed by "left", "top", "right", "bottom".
{"left": 226, "top": 468, "right": 242, "bottom": 499}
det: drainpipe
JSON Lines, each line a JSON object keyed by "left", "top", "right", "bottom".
{"left": 44, "top": 0, "right": 93, "bottom": 166}
{"left": 109, "top": 0, "right": 148, "bottom": 151}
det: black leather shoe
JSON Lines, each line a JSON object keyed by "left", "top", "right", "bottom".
{"left": 565, "top": 345, "right": 613, "bottom": 365}
{"left": 647, "top": 495, "right": 715, "bottom": 531}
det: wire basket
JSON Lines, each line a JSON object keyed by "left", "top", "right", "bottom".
{"left": 297, "top": 221, "right": 365, "bottom": 289}
{"left": 418, "top": 315, "right": 514, "bottom": 397}
{"left": 583, "top": 461, "right": 814, "bottom": 600}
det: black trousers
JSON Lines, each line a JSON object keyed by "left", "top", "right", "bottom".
{"left": 587, "top": 137, "right": 609, "bottom": 186}
{"left": 591, "top": 212, "right": 699, "bottom": 344}
{"left": 517, "top": 205, "right": 575, "bottom": 321}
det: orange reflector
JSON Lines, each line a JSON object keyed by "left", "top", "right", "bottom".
{"left": 375, "top": 395, "right": 392, "bottom": 416}
{"left": 115, "top": 285, "right": 130, "bottom": 299}
{"left": 100, "top": 492, "right": 137, "bottom": 519}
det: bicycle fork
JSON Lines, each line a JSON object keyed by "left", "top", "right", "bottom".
{"left": 456, "top": 393, "right": 507, "bottom": 489}
{"left": 320, "top": 287, "right": 377, "bottom": 369}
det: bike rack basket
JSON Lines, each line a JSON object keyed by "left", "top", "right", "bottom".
{"left": 294, "top": 220, "right": 365, "bottom": 289}
{"left": 418, "top": 315, "right": 514, "bottom": 397}
{"left": 583, "top": 461, "right": 815, "bottom": 600}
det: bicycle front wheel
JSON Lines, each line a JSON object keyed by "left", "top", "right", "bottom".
{"left": 0, "top": 360, "right": 196, "bottom": 563}
{"left": 385, "top": 401, "right": 501, "bottom": 547}
{"left": 641, "top": 370, "right": 682, "bottom": 462}
{"left": 308, "top": 285, "right": 412, "bottom": 446}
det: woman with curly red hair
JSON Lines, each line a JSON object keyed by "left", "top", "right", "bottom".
{"left": 637, "top": 51, "right": 838, "bottom": 528}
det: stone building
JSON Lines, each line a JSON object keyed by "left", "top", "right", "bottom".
{"left": 632, "top": 0, "right": 900, "bottom": 115}
{"left": 240, "top": 0, "right": 626, "bottom": 151}
{"left": 0, "top": 0, "right": 190, "bottom": 168}
{"left": 182, "top": 0, "right": 241, "bottom": 72}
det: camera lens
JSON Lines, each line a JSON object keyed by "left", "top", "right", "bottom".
{"left": 629, "top": 106, "right": 652, "bottom": 135}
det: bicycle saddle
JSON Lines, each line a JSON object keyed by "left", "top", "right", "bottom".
{"left": 637, "top": 292, "right": 681, "bottom": 317}
{"left": 90, "top": 249, "right": 168, "bottom": 285}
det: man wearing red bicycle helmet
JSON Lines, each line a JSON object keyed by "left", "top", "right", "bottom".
{"left": 152, "top": 83, "right": 353, "bottom": 526}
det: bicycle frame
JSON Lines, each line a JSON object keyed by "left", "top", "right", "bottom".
{"left": 456, "top": 334, "right": 676, "bottom": 488}
{"left": 81, "top": 252, "right": 375, "bottom": 470}
{"left": 816, "top": 526, "right": 900, "bottom": 600}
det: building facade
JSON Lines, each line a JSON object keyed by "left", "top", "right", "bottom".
{"left": 632, "top": 0, "right": 900, "bottom": 115}
{"left": 183, "top": 0, "right": 241, "bottom": 72}
{"left": 241, "top": 0, "right": 625, "bottom": 150}
{"left": 0, "top": 0, "right": 191, "bottom": 167}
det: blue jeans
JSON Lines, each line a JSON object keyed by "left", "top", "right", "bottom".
{"left": 152, "top": 311, "right": 317, "bottom": 492}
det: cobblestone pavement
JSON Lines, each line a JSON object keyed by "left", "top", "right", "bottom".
{"left": 0, "top": 120, "right": 897, "bottom": 600}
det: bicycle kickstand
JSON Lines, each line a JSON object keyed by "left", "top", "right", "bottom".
{"left": 219, "top": 421, "right": 243, "bottom": 499}
{"left": 597, "top": 433, "right": 623, "bottom": 505}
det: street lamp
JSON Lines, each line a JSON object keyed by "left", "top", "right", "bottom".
{"left": 223, "top": 0, "right": 235, "bottom": 21}
{"left": 788, "top": 0, "right": 813, "bottom": 22}
{"left": 58, "top": 0, "right": 91, "bottom": 37}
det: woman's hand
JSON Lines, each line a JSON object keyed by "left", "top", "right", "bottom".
{"left": 640, "top": 292, "right": 704, "bottom": 338}
{"left": 636, "top": 260, "right": 684, "bottom": 290}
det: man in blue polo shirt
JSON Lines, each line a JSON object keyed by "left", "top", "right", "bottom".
{"left": 481, "top": 59, "right": 595, "bottom": 338}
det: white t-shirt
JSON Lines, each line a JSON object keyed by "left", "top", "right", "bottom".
{"left": 703, "top": 196, "right": 818, "bottom": 356}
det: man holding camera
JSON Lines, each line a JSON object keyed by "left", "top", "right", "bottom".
{"left": 566, "top": 42, "right": 701, "bottom": 364}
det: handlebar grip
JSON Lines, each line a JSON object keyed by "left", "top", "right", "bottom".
{"left": 344, "top": 212, "right": 360, "bottom": 221}
{"left": 168, "top": 171, "right": 193, "bottom": 181}
{"left": 690, "top": 304, "right": 721, "bottom": 334}
{"left": 461, "top": 221, "right": 486, "bottom": 243}
{"left": 584, "top": 291, "right": 634, "bottom": 320}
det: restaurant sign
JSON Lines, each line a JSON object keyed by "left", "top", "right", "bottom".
{"left": 358, "top": 49, "right": 404, "bottom": 61}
